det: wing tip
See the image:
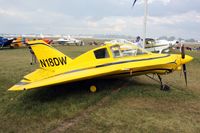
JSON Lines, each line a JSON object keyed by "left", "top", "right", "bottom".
{"left": 8, "top": 85, "right": 27, "bottom": 91}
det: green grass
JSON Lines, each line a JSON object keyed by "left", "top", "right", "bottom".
{"left": 0, "top": 45, "right": 200, "bottom": 133}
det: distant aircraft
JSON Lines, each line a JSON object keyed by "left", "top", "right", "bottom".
{"left": 8, "top": 40, "right": 192, "bottom": 92}
{"left": 0, "top": 37, "right": 14, "bottom": 49}
{"left": 10, "top": 37, "right": 28, "bottom": 48}
{"left": 105, "top": 39, "right": 133, "bottom": 45}
{"left": 107, "top": 38, "right": 177, "bottom": 53}
{"left": 133, "top": 37, "right": 179, "bottom": 53}
{"left": 146, "top": 39, "right": 179, "bottom": 53}
{"left": 56, "top": 35, "right": 84, "bottom": 46}
{"left": 38, "top": 33, "right": 53, "bottom": 45}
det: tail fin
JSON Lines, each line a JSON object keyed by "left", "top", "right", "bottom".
{"left": 28, "top": 40, "right": 72, "bottom": 71}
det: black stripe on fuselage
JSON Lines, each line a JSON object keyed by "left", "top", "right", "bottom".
{"left": 29, "top": 43, "right": 51, "bottom": 46}
{"left": 16, "top": 82, "right": 29, "bottom": 85}
{"left": 21, "top": 58, "right": 176, "bottom": 86}
{"left": 28, "top": 42, "right": 67, "bottom": 56}
{"left": 96, "top": 54, "right": 171, "bottom": 67}
{"left": 54, "top": 54, "right": 173, "bottom": 78}
{"left": 106, "top": 68, "right": 173, "bottom": 77}
{"left": 45, "top": 54, "right": 173, "bottom": 78}
{"left": 28, "top": 43, "right": 59, "bottom": 50}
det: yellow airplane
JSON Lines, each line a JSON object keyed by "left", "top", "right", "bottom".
{"left": 8, "top": 40, "right": 193, "bottom": 92}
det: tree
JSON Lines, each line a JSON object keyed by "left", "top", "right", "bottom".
{"left": 185, "top": 38, "right": 196, "bottom": 42}
{"left": 178, "top": 37, "right": 184, "bottom": 41}
{"left": 168, "top": 36, "right": 176, "bottom": 41}
{"left": 158, "top": 36, "right": 168, "bottom": 40}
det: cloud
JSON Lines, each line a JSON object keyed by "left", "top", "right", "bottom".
{"left": 135, "top": 0, "right": 171, "bottom": 5}
{"left": 148, "top": 11, "right": 200, "bottom": 25}
{"left": 81, "top": 10, "right": 200, "bottom": 39}
{"left": 0, "top": 8, "right": 28, "bottom": 20}
{"left": 90, "top": 18, "right": 127, "bottom": 32}
{"left": 0, "top": 0, "right": 200, "bottom": 39}
{"left": 87, "top": 21, "right": 98, "bottom": 28}
{"left": 148, "top": 0, "right": 171, "bottom": 5}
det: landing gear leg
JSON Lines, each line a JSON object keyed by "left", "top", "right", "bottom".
{"left": 157, "top": 74, "right": 170, "bottom": 91}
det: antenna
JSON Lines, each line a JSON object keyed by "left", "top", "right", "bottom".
{"left": 143, "top": 0, "right": 148, "bottom": 49}
{"left": 132, "top": 0, "right": 148, "bottom": 49}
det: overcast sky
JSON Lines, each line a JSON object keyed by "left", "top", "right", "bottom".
{"left": 0, "top": 0, "right": 200, "bottom": 39}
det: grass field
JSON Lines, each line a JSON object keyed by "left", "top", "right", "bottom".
{"left": 0, "top": 44, "right": 200, "bottom": 133}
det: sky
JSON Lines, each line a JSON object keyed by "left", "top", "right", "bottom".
{"left": 0, "top": 0, "right": 200, "bottom": 39}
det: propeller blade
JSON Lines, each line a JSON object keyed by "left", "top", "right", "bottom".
{"left": 182, "top": 64, "right": 187, "bottom": 86}
{"left": 132, "top": 0, "right": 138, "bottom": 7}
{"left": 181, "top": 45, "right": 185, "bottom": 59}
{"left": 180, "top": 45, "right": 188, "bottom": 86}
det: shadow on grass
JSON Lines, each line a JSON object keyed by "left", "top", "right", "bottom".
{"left": 19, "top": 78, "right": 129, "bottom": 103}
{"left": 5, "top": 77, "right": 198, "bottom": 118}
{"left": 3, "top": 79, "right": 128, "bottom": 116}
{"left": 19, "top": 76, "right": 171, "bottom": 104}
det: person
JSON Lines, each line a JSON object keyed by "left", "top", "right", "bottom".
{"left": 135, "top": 36, "right": 143, "bottom": 48}
{"left": 29, "top": 46, "right": 37, "bottom": 65}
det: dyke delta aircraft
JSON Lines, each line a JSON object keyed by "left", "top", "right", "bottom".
{"left": 8, "top": 40, "right": 193, "bottom": 92}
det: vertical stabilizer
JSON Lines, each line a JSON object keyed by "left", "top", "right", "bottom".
{"left": 28, "top": 40, "right": 72, "bottom": 71}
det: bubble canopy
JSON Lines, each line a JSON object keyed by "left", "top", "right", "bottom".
{"left": 104, "top": 39, "right": 150, "bottom": 58}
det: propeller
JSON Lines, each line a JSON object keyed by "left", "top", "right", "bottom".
{"left": 181, "top": 45, "right": 187, "bottom": 86}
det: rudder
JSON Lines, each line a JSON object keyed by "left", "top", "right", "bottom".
{"left": 28, "top": 40, "right": 72, "bottom": 71}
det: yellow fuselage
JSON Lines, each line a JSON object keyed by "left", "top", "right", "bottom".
{"left": 8, "top": 41, "right": 193, "bottom": 91}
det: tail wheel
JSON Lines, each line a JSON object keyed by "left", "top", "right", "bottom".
{"left": 90, "top": 85, "right": 97, "bottom": 93}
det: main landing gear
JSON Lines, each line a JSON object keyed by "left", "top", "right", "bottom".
{"left": 146, "top": 74, "right": 170, "bottom": 91}
{"left": 157, "top": 75, "right": 170, "bottom": 91}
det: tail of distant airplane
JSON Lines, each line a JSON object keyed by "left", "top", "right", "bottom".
{"left": 27, "top": 40, "right": 73, "bottom": 71}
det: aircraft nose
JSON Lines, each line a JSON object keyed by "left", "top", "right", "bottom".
{"left": 181, "top": 55, "right": 193, "bottom": 64}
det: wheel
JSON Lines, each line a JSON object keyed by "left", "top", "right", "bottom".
{"left": 90, "top": 85, "right": 97, "bottom": 93}
{"left": 161, "top": 84, "right": 170, "bottom": 91}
